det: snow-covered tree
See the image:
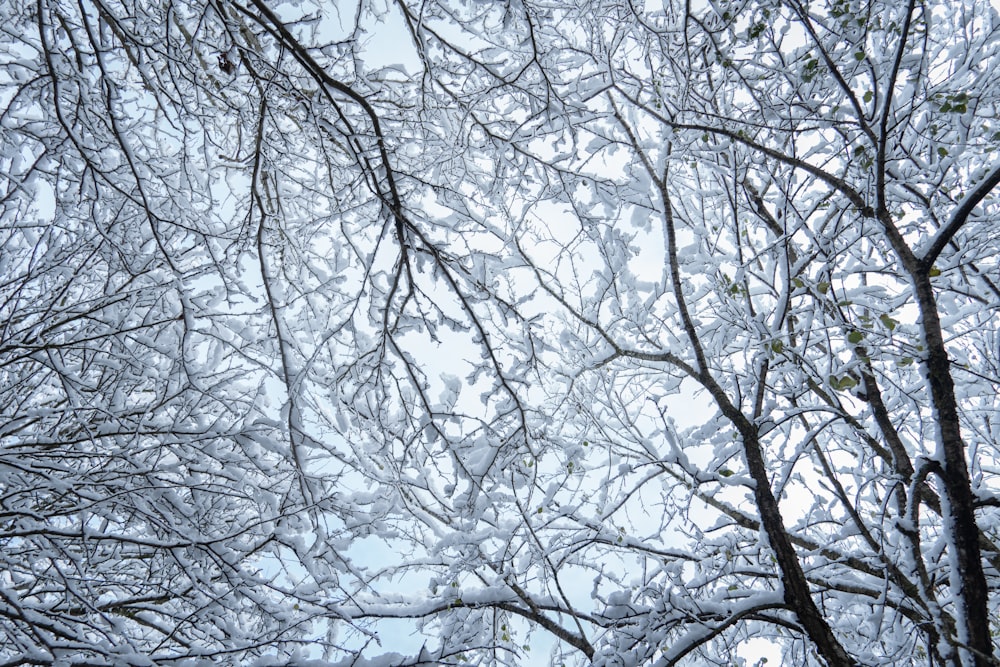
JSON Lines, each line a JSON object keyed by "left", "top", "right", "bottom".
{"left": 1, "top": 0, "right": 998, "bottom": 665}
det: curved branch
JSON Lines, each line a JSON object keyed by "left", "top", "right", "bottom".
{"left": 921, "top": 162, "right": 1000, "bottom": 268}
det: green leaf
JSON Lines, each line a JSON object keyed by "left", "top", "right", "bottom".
{"left": 719, "top": 468, "right": 734, "bottom": 477}
{"left": 929, "top": 266, "right": 942, "bottom": 277}
{"left": 818, "top": 281, "right": 830, "bottom": 295}
{"left": 770, "top": 340, "right": 784, "bottom": 353}
{"left": 829, "top": 375, "right": 858, "bottom": 391}
{"left": 847, "top": 330, "right": 864, "bottom": 344}
{"left": 937, "top": 147, "right": 948, "bottom": 158}
{"left": 879, "top": 314, "right": 897, "bottom": 331}
{"left": 863, "top": 90, "right": 873, "bottom": 103}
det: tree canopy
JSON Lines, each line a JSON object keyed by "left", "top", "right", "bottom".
{"left": 2, "top": 0, "right": 1000, "bottom": 665}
